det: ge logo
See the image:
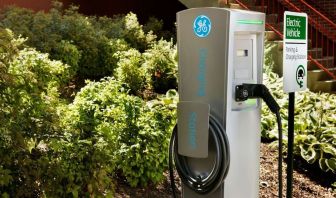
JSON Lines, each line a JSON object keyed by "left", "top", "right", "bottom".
{"left": 193, "top": 15, "right": 211, "bottom": 38}
{"left": 242, "top": 90, "right": 249, "bottom": 98}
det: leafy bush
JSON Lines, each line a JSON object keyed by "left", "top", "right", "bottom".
{"left": 62, "top": 78, "right": 177, "bottom": 187}
{"left": 143, "top": 17, "right": 164, "bottom": 37}
{"left": 52, "top": 40, "right": 81, "bottom": 75}
{"left": 97, "top": 38, "right": 130, "bottom": 77}
{"left": 115, "top": 48, "right": 147, "bottom": 95}
{"left": 143, "top": 17, "right": 176, "bottom": 42}
{"left": 92, "top": 13, "right": 157, "bottom": 52}
{"left": 0, "top": 4, "right": 179, "bottom": 194}
{"left": 115, "top": 39, "right": 178, "bottom": 96}
{"left": 262, "top": 45, "right": 336, "bottom": 175}
{"left": 50, "top": 99, "right": 117, "bottom": 197}
{"left": 0, "top": 4, "right": 160, "bottom": 80}
{"left": 0, "top": 28, "right": 71, "bottom": 196}
{"left": 143, "top": 40, "right": 178, "bottom": 93}
{"left": 119, "top": 13, "right": 156, "bottom": 51}
{"left": 0, "top": 28, "right": 118, "bottom": 197}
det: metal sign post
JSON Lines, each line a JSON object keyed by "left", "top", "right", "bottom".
{"left": 283, "top": 11, "right": 308, "bottom": 198}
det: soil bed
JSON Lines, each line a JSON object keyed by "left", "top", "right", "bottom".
{"left": 115, "top": 142, "right": 336, "bottom": 198}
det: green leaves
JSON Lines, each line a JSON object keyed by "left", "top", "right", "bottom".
{"left": 262, "top": 43, "right": 336, "bottom": 176}
{"left": 0, "top": 5, "right": 179, "bottom": 196}
{"left": 321, "top": 144, "right": 336, "bottom": 158}
{"left": 0, "top": 167, "right": 12, "bottom": 187}
{"left": 143, "top": 40, "right": 178, "bottom": 93}
{"left": 300, "top": 144, "right": 318, "bottom": 164}
{"left": 0, "top": 28, "right": 71, "bottom": 196}
{"left": 115, "top": 48, "right": 147, "bottom": 94}
{"left": 63, "top": 77, "right": 177, "bottom": 187}
{"left": 0, "top": 5, "right": 162, "bottom": 80}
{"left": 325, "top": 158, "right": 336, "bottom": 173}
{"left": 114, "top": 39, "right": 178, "bottom": 96}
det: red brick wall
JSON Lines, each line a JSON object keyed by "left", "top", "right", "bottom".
{"left": 67, "top": 0, "right": 186, "bottom": 28}
{"left": 306, "top": 0, "right": 336, "bottom": 20}
{"left": 0, "top": 0, "right": 53, "bottom": 11}
{"left": 0, "top": 0, "right": 186, "bottom": 29}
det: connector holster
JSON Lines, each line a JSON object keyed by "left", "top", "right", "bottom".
{"left": 235, "top": 84, "right": 280, "bottom": 114}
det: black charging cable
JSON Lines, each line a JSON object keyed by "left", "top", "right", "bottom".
{"left": 235, "top": 84, "right": 283, "bottom": 198}
{"left": 169, "top": 115, "right": 230, "bottom": 197}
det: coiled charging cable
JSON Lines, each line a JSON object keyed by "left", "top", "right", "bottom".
{"left": 169, "top": 83, "right": 283, "bottom": 198}
{"left": 169, "top": 115, "right": 230, "bottom": 197}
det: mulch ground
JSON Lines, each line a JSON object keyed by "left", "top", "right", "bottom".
{"left": 115, "top": 142, "right": 336, "bottom": 198}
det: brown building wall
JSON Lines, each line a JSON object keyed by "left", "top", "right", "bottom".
{"left": 0, "top": 0, "right": 186, "bottom": 28}
{"left": 318, "top": 0, "right": 336, "bottom": 20}
{"left": 306, "top": 0, "right": 336, "bottom": 21}
{"left": 0, "top": 0, "right": 52, "bottom": 11}
{"left": 67, "top": 0, "right": 186, "bottom": 28}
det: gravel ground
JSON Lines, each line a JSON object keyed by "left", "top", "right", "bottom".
{"left": 115, "top": 142, "right": 336, "bottom": 198}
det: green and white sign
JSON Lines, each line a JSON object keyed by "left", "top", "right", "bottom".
{"left": 283, "top": 11, "right": 308, "bottom": 93}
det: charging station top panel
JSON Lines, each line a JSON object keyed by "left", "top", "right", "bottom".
{"left": 177, "top": 8, "right": 265, "bottom": 114}
{"left": 230, "top": 9, "right": 265, "bottom": 33}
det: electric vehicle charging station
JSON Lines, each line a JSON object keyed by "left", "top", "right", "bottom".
{"left": 169, "top": 7, "right": 283, "bottom": 198}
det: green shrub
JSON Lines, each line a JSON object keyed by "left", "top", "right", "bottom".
{"left": 121, "top": 13, "right": 156, "bottom": 52}
{"left": 115, "top": 40, "right": 178, "bottom": 96}
{"left": 91, "top": 15, "right": 124, "bottom": 39}
{"left": 0, "top": 28, "right": 116, "bottom": 197}
{"left": 143, "top": 17, "right": 176, "bottom": 42}
{"left": 115, "top": 48, "right": 147, "bottom": 95}
{"left": 98, "top": 38, "right": 130, "bottom": 78}
{"left": 0, "top": 4, "right": 160, "bottom": 80}
{"left": 116, "top": 90, "right": 177, "bottom": 187}
{"left": 62, "top": 77, "right": 177, "bottom": 187}
{"left": 0, "top": 7, "right": 35, "bottom": 41}
{"left": 143, "top": 17, "right": 164, "bottom": 36}
{"left": 0, "top": 28, "right": 70, "bottom": 196}
{"left": 143, "top": 39, "right": 178, "bottom": 93}
{"left": 52, "top": 40, "right": 81, "bottom": 76}
{"left": 93, "top": 13, "right": 157, "bottom": 52}
{"left": 49, "top": 102, "right": 116, "bottom": 197}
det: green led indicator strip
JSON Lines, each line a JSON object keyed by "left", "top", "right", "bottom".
{"left": 237, "top": 20, "right": 263, "bottom": 25}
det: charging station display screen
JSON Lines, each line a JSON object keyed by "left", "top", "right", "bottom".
{"left": 237, "top": 49, "right": 248, "bottom": 57}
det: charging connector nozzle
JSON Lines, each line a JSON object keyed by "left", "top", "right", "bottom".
{"left": 235, "top": 84, "right": 280, "bottom": 114}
